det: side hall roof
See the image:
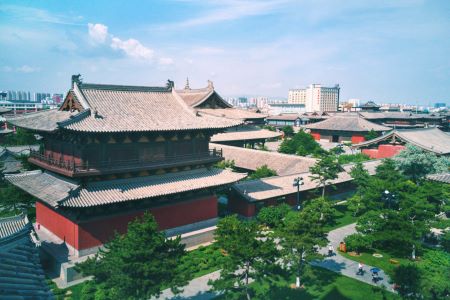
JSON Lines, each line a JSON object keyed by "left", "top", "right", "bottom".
{"left": 232, "top": 160, "right": 381, "bottom": 202}
{"left": 352, "top": 127, "right": 450, "bottom": 155}
{"left": 198, "top": 108, "right": 267, "bottom": 121}
{"left": 211, "top": 143, "right": 317, "bottom": 176}
{"left": 7, "top": 79, "right": 242, "bottom": 133}
{"left": 210, "top": 126, "right": 282, "bottom": 143}
{"left": 176, "top": 82, "right": 232, "bottom": 108}
{"left": 6, "top": 168, "right": 246, "bottom": 208}
{"left": 305, "top": 115, "right": 391, "bottom": 132}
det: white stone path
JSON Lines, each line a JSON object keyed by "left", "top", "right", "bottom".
{"left": 154, "top": 223, "right": 395, "bottom": 299}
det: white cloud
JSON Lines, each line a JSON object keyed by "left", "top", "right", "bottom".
{"left": 111, "top": 37, "right": 154, "bottom": 61}
{"left": 88, "top": 23, "right": 109, "bottom": 43}
{"left": 17, "top": 65, "right": 40, "bottom": 73}
{"left": 159, "top": 57, "right": 174, "bottom": 65}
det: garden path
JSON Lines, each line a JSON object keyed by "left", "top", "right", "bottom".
{"left": 311, "top": 223, "right": 395, "bottom": 292}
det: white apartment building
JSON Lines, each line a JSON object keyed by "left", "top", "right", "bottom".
{"left": 288, "top": 84, "right": 340, "bottom": 112}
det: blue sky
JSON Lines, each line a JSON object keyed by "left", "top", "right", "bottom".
{"left": 0, "top": 0, "right": 449, "bottom": 105}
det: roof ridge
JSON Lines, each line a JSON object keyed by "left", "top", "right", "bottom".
{"left": 58, "top": 108, "right": 91, "bottom": 128}
{"left": 80, "top": 82, "right": 170, "bottom": 93}
{"left": 0, "top": 211, "right": 27, "bottom": 224}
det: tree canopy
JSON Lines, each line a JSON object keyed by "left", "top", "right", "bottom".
{"left": 278, "top": 130, "right": 324, "bottom": 157}
{"left": 77, "top": 213, "right": 187, "bottom": 299}
{"left": 209, "top": 215, "right": 279, "bottom": 299}
{"left": 248, "top": 165, "right": 278, "bottom": 180}
{"left": 394, "top": 144, "right": 450, "bottom": 182}
{"left": 309, "top": 154, "right": 341, "bottom": 198}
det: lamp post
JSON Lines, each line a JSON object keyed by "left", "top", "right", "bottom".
{"left": 293, "top": 177, "right": 304, "bottom": 211}
{"left": 382, "top": 190, "right": 395, "bottom": 209}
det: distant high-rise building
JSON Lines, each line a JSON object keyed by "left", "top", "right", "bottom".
{"left": 288, "top": 84, "right": 340, "bottom": 112}
{"left": 434, "top": 102, "right": 446, "bottom": 108}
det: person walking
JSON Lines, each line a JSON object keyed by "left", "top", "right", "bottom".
{"left": 357, "top": 262, "right": 364, "bottom": 275}
{"left": 328, "top": 245, "right": 333, "bottom": 257}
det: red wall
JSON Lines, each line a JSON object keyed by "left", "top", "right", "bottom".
{"left": 351, "top": 135, "right": 366, "bottom": 144}
{"left": 37, "top": 195, "right": 218, "bottom": 250}
{"left": 362, "top": 144, "right": 405, "bottom": 159}
{"left": 36, "top": 202, "right": 79, "bottom": 249}
{"left": 228, "top": 197, "right": 255, "bottom": 217}
{"left": 310, "top": 132, "right": 321, "bottom": 140}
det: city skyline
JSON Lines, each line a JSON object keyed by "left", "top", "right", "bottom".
{"left": 1, "top": 0, "right": 449, "bottom": 105}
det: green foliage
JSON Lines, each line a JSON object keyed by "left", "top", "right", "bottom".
{"left": 344, "top": 233, "right": 373, "bottom": 254}
{"left": 0, "top": 183, "right": 34, "bottom": 212}
{"left": 309, "top": 154, "right": 341, "bottom": 198}
{"left": 261, "top": 125, "right": 276, "bottom": 132}
{"left": 394, "top": 144, "right": 450, "bottom": 181}
{"left": 77, "top": 213, "right": 187, "bottom": 299}
{"left": 278, "top": 199, "right": 331, "bottom": 287}
{"left": 329, "top": 145, "right": 345, "bottom": 155}
{"left": 248, "top": 164, "right": 278, "bottom": 179}
{"left": 280, "top": 125, "right": 294, "bottom": 137}
{"left": 177, "top": 244, "right": 228, "bottom": 280}
{"left": 441, "top": 231, "right": 450, "bottom": 253}
{"left": 3, "top": 128, "right": 38, "bottom": 146}
{"left": 365, "top": 129, "right": 379, "bottom": 141}
{"left": 257, "top": 203, "right": 291, "bottom": 228}
{"left": 278, "top": 130, "right": 324, "bottom": 157}
{"left": 418, "top": 250, "right": 450, "bottom": 299}
{"left": 209, "top": 215, "right": 279, "bottom": 300}
{"left": 338, "top": 153, "right": 370, "bottom": 165}
{"left": 392, "top": 264, "right": 422, "bottom": 299}
{"left": 215, "top": 159, "right": 235, "bottom": 170}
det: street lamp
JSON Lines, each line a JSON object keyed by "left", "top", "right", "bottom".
{"left": 293, "top": 177, "right": 304, "bottom": 211}
{"left": 382, "top": 190, "right": 396, "bottom": 209}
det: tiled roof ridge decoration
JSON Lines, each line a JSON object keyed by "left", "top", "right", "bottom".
{"left": 79, "top": 82, "right": 171, "bottom": 93}
{"left": 352, "top": 127, "right": 450, "bottom": 154}
{"left": 6, "top": 168, "right": 247, "bottom": 208}
{"left": 175, "top": 80, "right": 233, "bottom": 108}
{"left": 56, "top": 108, "right": 91, "bottom": 127}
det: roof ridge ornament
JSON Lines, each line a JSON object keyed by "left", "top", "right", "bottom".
{"left": 71, "top": 74, "right": 82, "bottom": 88}
{"left": 185, "top": 77, "right": 190, "bottom": 90}
{"left": 166, "top": 79, "right": 175, "bottom": 90}
{"left": 207, "top": 80, "right": 214, "bottom": 89}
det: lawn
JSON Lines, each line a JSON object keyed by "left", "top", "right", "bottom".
{"left": 340, "top": 249, "right": 411, "bottom": 277}
{"left": 218, "top": 266, "right": 399, "bottom": 300}
{"left": 324, "top": 204, "right": 357, "bottom": 232}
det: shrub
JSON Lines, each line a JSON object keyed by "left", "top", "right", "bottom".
{"left": 344, "top": 233, "right": 373, "bottom": 254}
{"left": 257, "top": 204, "right": 291, "bottom": 228}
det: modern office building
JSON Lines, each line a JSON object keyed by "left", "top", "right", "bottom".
{"left": 288, "top": 84, "right": 340, "bottom": 112}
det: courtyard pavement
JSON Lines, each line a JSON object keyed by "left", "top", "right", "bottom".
{"left": 154, "top": 223, "right": 394, "bottom": 299}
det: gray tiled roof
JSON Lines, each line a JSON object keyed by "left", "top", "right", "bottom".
{"left": 6, "top": 109, "right": 77, "bottom": 132}
{"left": 0, "top": 213, "right": 54, "bottom": 299}
{"left": 176, "top": 87, "right": 216, "bottom": 107}
{"left": 233, "top": 160, "right": 381, "bottom": 201}
{"left": 5, "top": 170, "right": 79, "bottom": 207}
{"left": 305, "top": 115, "right": 391, "bottom": 132}
{"left": 198, "top": 108, "right": 267, "bottom": 120}
{"left": 359, "top": 111, "right": 443, "bottom": 120}
{"left": 427, "top": 173, "right": 450, "bottom": 184}
{"left": 0, "top": 213, "right": 29, "bottom": 239}
{"left": 210, "top": 126, "right": 281, "bottom": 142}
{"left": 267, "top": 113, "right": 300, "bottom": 121}
{"left": 6, "top": 168, "right": 246, "bottom": 208}
{"left": 353, "top": 128, "right": 450, "bottom": 154}
{"left": 0, "top": 107, "right": 11, "bottom": 114}
{"left": 211, "top": 143, "right": 317, "bottom": 176}
{"left": 7, "top": 82, "right": 242, "bottom": 133}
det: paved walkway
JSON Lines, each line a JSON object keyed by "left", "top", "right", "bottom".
{"left": 152, "top": 271, "right": 220, "bottom": 300}
{"left": 155, "top": 223, "right": 395, "bottom": 299}
{"left": 311, "top": 223, "right": 395, "bottom": 292}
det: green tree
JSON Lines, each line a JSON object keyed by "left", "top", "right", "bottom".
{"left": 249, "top": 165, "right": 277, "bottom": 179}
{"left": 215, "top": 159, "right": 235, "bottom": 170}
{"left": 257, "top": 203, "right": 291, "bottom": 228}
{"left": 3, "top": 128, "right": 38, "bottom": 146}
{"left": 0, "top": 184, "right": 33, "bottom": 213}
{"left": 77, "top": 213, "right": 187, "bottom": 299}
{"left": 278, "top": 130, "right": 324, "bottom": 157}
{"left": 280, "top": 125, "right": 294, "bottom": 137}
{"left": 309, "top": 154, "right": 341, "bottom": 198}
{"left": 209, "top": 215, "right": 279, "bottom": 300}
{"left": 365, "top": 129, "right": 379, "bottom": 141}
{"left": 419, "top": 250, "right": 450, "bottom": 299}
{"left": 338, "top": 153, "right": 370, "bottom": 165}
{"left": 344, "top": 233, "right": 373, "bottom": 254}
{"left": 347, "top": 162, "right": 371, "bottom": 216}
{"left": 279, "top": 199, "right": 330, "bottom": 288}
{"left": 392, "top": 264, "right": 422, "bottom": 299}
{"left": 395, "top": 144, "right": 450, "bottom": 182}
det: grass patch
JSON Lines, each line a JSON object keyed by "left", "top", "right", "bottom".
{"left": 324, "top": 204, "right": 358, "bottom": 232}
{"left": 46, "top": 278, "right": 87, "bottom": 300}
{"left": 340, "top": 250, "right": 411, "bottom": 277}
{"left": 218, "top": 266, "right": 398, "bottom": 299}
